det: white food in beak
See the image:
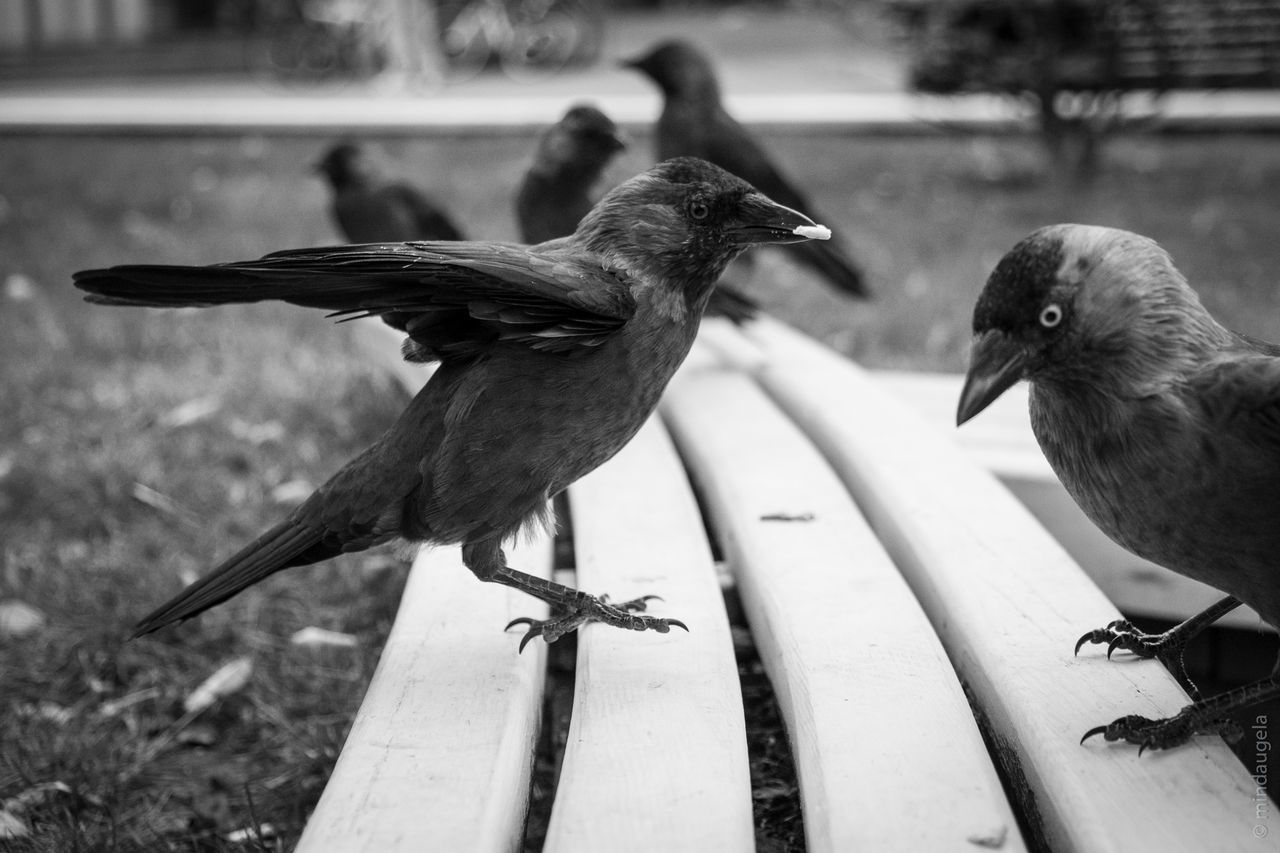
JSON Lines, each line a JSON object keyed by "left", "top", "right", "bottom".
{"left": 793, "top": 224, "right": 831, "bottom": 241}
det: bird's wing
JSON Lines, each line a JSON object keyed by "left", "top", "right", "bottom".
{"left": 74, "top": 242, "right": 636, "bottom": 361}
{"left": 382, "top": 184, "right": 466, "bottom": 241}
{"left": 1188, "top": 353, "right": 1280, "bottom": 448}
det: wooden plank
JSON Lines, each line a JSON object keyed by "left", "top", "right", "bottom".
{"left": 872, "top": 369, "right": 1269, "bottom": 631}
{"left": 296, "top": 536, "right": 554, "bottom": 853}
{"left": 544, "top": 417, "right": 754, "bottom": 852}
{"left": 870, "top": 370, "right": 1051, "bottom": 482}
{"left": 744, "top": 318, "right": 1260, "bottom": 853}
{"left": 661, "top": 362, "right": 1026, "bottom": 853}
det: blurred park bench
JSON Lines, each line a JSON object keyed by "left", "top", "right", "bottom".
{"left": 296, "top": 316, "right": 1264, "bottom": 852}
{"left": 885, "top": 0, "right": 1280, "bottom": 172}
{"left": 889, "top": 0, "right": 1280, "bottom": 94}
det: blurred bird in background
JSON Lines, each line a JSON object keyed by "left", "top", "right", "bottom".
{"left": 74, "top": 158, "right": 831, "bottom": 649}
{"left": 515, "top": 104, "right": 626, "bottom": 245}
{"left": 314, "top": 141, "right": 466, "bottom": 243}
{"left": 624, "top": 39, "right": 869, "bottom": 302}
{"left": 515, "top": 103, "right": 759, "bottom": 323}
{"left": 957, "top": 223, "right": 1280, "bottom": 752}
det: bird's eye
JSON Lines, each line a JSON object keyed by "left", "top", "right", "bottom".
{"left": 1039, "top": 303, "right": 1063, "bottom": 328}
{"left": 688, "top": 200, "right": 709, "bottom": 221}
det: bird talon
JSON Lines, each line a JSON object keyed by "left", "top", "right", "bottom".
{"left": 1080, "top": 714, "right": 1156, "bottom": 747}
{"left": 1075, "top": 620, "right": 1135, "bottom": 656}
{"left": 1080, "top": 725, "right": 1110, "bottom": 745}
{"left": 516, "top": 627, "right": 543, "bottom": 654}
{"left": 504, "top": 591, "right": 685, "bottom": 650}
{"left": 624, "top": 614, "right": 664, "bottom": 632}
{"left": 1075, "top": 618, "right": 1171, "bottom": 662}
{"left": 510, "top": 617, "right": 579, "bottom": 653}
{"left": 1078, "top": 709, "right": 1240, "bottom": 752}
{"left": 615, "top": 594, "right": 663, "bottom": 614}
{"left": 630, "top": 615, "right": 688, "bottom": 634}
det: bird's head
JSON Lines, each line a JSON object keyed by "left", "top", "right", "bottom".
{"left": 621, "top": 40, "right": 720, "bottom": 101}
{"left": 313, "top": 142, "right": 375, "bottom": 188}
{"left": 957, "top": 224, "right": 1222, "bottom": 425}
{"left": 577, "top": 157, "right": 829, "bottom": 315}
{"left": 537, "top": 104, "right": 626, "bottom": 174}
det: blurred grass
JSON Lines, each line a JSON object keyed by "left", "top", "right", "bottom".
{"left": 2, "top": 130, "right": 1280, "bottom": 849}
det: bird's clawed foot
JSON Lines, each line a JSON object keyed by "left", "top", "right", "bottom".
{"left": 1074, "top": 618, "right": 1206, "bottom": 696}
{"left": 506, "top": 594, "right": 688, "bottom": 652}
{"left": 1080, "top": 707, "right": 1244, "bottom": 754}
{"left": 1074, "top": 618, "right": 1173, "bottom": 660}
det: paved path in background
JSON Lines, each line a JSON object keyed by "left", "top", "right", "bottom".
{"left": 6, "top": 88, "right": 1280, "bottom": 135}
{"left": 1, "top": 8, "right": 1279, "bottom": 133}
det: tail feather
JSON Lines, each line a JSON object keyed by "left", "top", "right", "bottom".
{"left": 787, "top": 238, "right": 869, "bottom": 299}
{"left": 132, "top": 521, "right": 333, "bottom": 637}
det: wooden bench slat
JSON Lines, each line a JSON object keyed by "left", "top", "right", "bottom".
{"left": 544, "top": 417, "right": 755, "bottom": 852}
{"left": 661, "top": 359, "right": 1026, "bottom": 853}
{"left": 871, "top": 369, "right": 1270, "bottom": 632}
{"left": 744, "top": 318, "right": 1260, "bottom": 853}
{"left": 296, "top": 537, "right": 554, "bottom": 853}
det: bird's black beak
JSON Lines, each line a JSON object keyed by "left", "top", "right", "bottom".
{"left": 956, "top": 330, "right": 1028, "bottom": 426}
{"left": 731, "top": 192, "right": 831, "bottom": 246}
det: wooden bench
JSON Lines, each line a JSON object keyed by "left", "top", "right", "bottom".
{"left": 297, "top": 316, "right": 1262, "bottom": 852}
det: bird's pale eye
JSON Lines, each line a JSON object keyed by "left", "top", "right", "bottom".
{"left": 1039, "top": 303, "right": 1064, "bottom": 328}
{"left": 688, "top": 200, "right": 709, "bottom": 221}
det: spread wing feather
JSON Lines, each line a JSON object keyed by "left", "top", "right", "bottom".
{"left": 74, "top": 241, "right": 635, "bottom": 362}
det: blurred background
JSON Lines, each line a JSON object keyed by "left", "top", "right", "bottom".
{"left": 2, "top": 0, "right": 1279, "bottom": 850}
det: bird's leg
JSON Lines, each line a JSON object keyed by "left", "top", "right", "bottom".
{"left": 461, "top": 541, "right": 687, "bottom": 652}
{"left": 1081, "top": 659, "right": 1280, "bottom": 754}
{"left": 1074, "top": 595, "right": 1241, "bottom": 700}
